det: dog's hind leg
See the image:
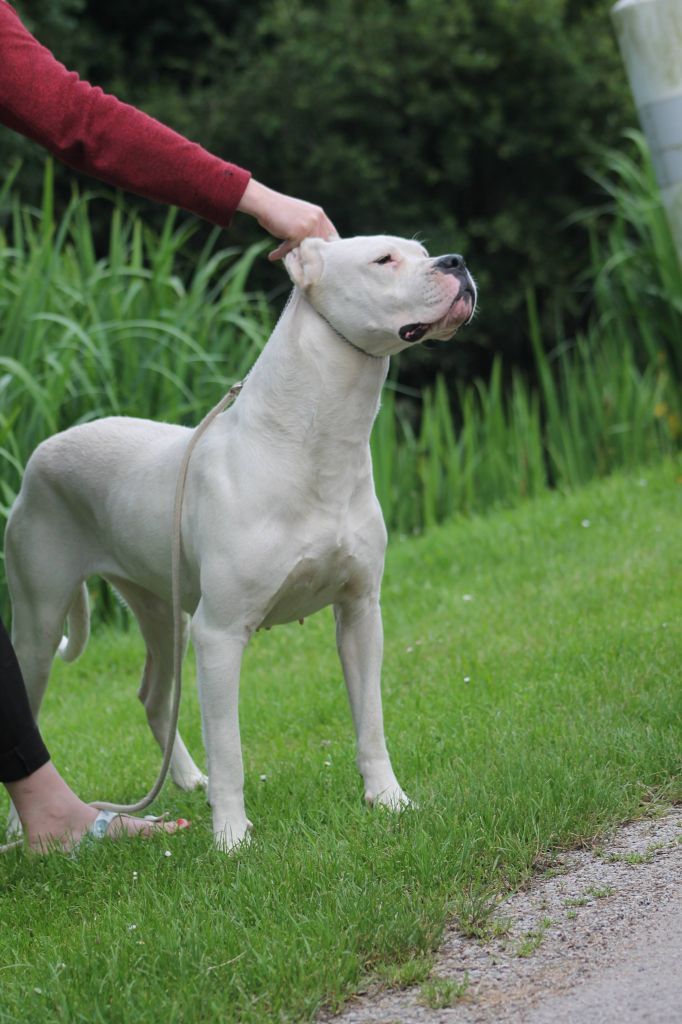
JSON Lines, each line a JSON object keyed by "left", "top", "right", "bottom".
{"left": 107, "top": 577, "right": 207, "bottom": 792}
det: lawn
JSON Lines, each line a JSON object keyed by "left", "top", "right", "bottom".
{"left": 0, "top": 460, "right": 680, "bottom": 1023}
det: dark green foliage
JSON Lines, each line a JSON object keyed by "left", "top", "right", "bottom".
{"left": 3, "top": 0, "right": 634, "bottom": 381}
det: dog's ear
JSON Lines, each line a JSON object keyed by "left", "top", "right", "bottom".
{"left": 284, "top": 238, "right": 326, "bottom": 290}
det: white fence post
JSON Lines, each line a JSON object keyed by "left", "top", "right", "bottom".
{"left": 611, "top": 0, "right": 682, "bottom": 264}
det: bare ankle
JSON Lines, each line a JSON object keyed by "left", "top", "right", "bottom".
{"left": 5, "top": 761, "right": 93, "bottom": 837}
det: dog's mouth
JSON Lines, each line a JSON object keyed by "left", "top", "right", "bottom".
{"left": 399, "top": 284, "right": 475, "bottom": 344}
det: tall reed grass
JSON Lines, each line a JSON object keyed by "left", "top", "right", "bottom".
{"left": 0, "top": 161, "right": 271, "bottom": 523}
{"left": 1, "top": 135, "right": 680, "bottom": 617}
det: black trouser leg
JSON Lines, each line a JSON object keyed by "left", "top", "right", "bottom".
{"left": 0, "top": 616, "right": 50, "bottom": 783}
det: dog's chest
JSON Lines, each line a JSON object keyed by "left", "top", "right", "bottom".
{"left": 258, "top": 539, "right": 366, "bottom": 628}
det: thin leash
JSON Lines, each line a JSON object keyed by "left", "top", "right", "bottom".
{"left": 0, "top": 379, "right": 243, "bottom": 853}
{"left": 92, "top": 378, "right": 245, "bottom": 815}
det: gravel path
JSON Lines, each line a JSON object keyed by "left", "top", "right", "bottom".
{"left": 329, "top": 806, "right": 682, "bottom": 1024}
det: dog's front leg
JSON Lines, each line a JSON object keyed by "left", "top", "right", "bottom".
{"left": 334, "top": 598, "right": 411, "bottom": 810}
{"left": 192, "top": 603, "right": 251, "bottom": 851}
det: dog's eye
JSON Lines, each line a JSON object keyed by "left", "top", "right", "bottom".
{"left": 374, "top": 255, "right": 393, "bottom": 265}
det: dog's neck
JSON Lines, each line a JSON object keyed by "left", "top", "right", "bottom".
{"left": 313, "top": 307, "right": 386, "bottom": 362}
{"left": 235, "top": 288, "right": 389, "bottom": 455}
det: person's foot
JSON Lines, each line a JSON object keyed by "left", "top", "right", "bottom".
{"left": 29, "top": 804, "right": 188, "bottom": 853}
{"left": 6, "top": 760, "right": 189, "bottom": 852}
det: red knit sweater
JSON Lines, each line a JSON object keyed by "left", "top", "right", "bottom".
{"left": 0, "top": 1, "right": 251, "bottom": 226}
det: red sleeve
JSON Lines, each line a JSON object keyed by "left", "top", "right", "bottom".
{"left": 0, "top": 1, "right": 251, "bottom": 227}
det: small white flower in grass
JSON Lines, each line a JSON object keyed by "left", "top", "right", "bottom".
{"left": 581, "top": 519, "right": 590, "bottom": 528}
{"left": 462, "top": 594, "right": 473, "bottom": 602}
{"left": 259, "top": 774, "right": 267, "bottom": 782}
{"left": 164, "top": 850, "right": 172, "bottom": 858}
{"left": 324, "top": 760, "right": 332, "bottom": 768}
{"left": 464, "top": 676, "right": 471, "bottom": 684}
{"left": 127, "top": 924, "right": 137, "bottom": 932}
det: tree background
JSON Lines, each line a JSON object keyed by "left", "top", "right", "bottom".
{"left": 2, "top": 0, "right": 635, "bottom": 388}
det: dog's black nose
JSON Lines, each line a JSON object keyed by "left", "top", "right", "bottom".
{"left": 434, "top": 253, "right": 467, "bottom": 275}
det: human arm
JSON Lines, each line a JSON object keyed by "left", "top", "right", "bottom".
{"left": 0, "top": 0, "right": 337, "bottom": 249}
{"left": 0, "top": 1, "right": 251, "bottom": 225}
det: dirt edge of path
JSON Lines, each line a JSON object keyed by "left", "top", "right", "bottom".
{"left": 325, "top": 803, "right": 682, "bottom": 1024}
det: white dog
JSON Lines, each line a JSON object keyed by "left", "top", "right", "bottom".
{"left": 5, "top": 235, "right": 476, "bottom": 850}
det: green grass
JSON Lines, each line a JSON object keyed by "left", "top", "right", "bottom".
{"left": 419, "top": 975, "right": 470, "bottom": 1008}
{"left": 1, "top": 460, "right": 680, "bottom": 1023}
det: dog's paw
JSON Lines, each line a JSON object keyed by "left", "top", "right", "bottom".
{"left": 365, "top": 786, "right": 415, "bottom": 812}
{"left": 213, "top": 818, "right": 253, "bottom": 853}
{"left": 171, "top": 768, "right": 209, "bottom": 792}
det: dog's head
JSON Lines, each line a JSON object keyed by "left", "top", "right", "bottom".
{"left": 284, "top": 235, "right": 476, "bottom": 357}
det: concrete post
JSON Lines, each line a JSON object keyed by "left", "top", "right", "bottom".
{"left": 611, "top": 0, "right": 682, "bottom": 264}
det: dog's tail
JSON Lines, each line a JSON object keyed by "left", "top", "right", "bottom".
{"left": 58, "top": 583, "right": 90, "bottom": 663}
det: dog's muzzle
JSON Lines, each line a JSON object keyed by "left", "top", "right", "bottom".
{"left": 433, "top": 253, "right": 476, "bottom": 324}
{"left": 399, "top": 253, "right": 476, "bottom": 343}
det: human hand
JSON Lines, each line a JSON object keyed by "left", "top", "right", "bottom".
{"left": 237, "top": 179, "right": 338, "bottom": 260}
